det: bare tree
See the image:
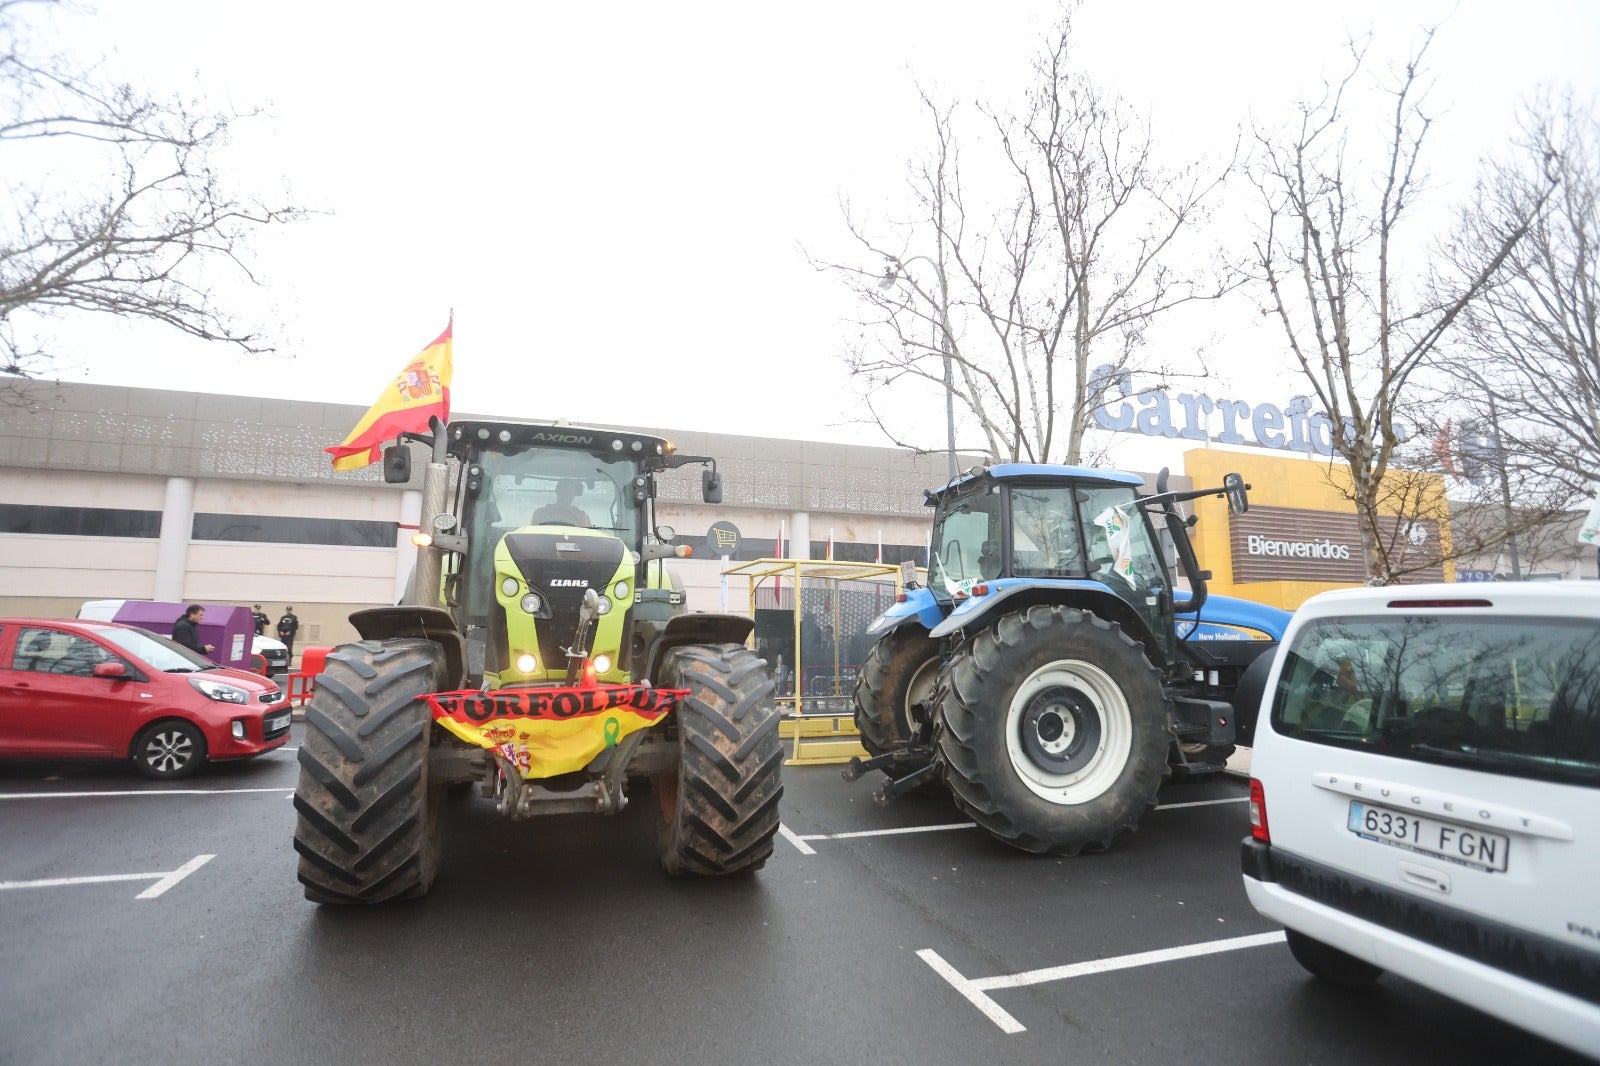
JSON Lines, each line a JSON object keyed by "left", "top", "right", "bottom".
{"left": 1249, "top": 28, "right": 1557, "bottom": 585}
{"left": 0, "top": 0, "right": 303, "bottom": 386}
{"left": 818, "top": 16, "right": 1236, "bottom": 467}
{"left": 1443, "top": 93, "right": 1599, "bottom": 504}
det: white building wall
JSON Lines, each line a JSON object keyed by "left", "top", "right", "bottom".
{"left": 182, "top": 543, "right": 398, "bottom": 605}
{"left": 2, "top": 468, "right": 168, "bottom": 508}
{"left": 0, "top": 534, "right": 160, "bottom": 599}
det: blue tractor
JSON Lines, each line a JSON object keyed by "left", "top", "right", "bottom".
{"left": 847, "top": 464, "right": 1290, "bottom": 855}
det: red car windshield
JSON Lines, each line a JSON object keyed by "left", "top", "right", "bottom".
{"left": 86, "top": 625, "right": 216, "bottom": 673}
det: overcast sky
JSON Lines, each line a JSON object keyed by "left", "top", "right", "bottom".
{"left": 24, "top": 0, "right": 1600, "bottom": 466}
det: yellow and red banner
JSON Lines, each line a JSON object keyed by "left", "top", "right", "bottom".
{"left": 326, "top": 318, "right": 454, "bottom": 471}
{"left": 425, "top": 683, "right": 689, "bottom": 779}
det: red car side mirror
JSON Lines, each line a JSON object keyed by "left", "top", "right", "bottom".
{"left": 92, "top": 662, "right": 128, "bottom": 680}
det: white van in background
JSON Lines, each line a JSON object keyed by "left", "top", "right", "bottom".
{"left": 1242, "top": 584, "right": 1600, "bottom": 1059}
{"left": 77, "top": 600, "right": 291, "bottom": 676}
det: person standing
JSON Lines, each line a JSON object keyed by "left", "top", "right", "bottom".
{"left": 172, "top": 604, "right": 215, "bottom": 657}
{"left": 252, "top": 605, "right": 270, "bottom": 637}
{"left": 277, "top": 606, "right": 300, "bottom": 664}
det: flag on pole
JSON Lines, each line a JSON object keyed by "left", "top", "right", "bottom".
{"left": 826, "top": 528, "right": 834, "bottom": 561}
{"left": 326, "top": 318, "right": 454, "bottom": 471}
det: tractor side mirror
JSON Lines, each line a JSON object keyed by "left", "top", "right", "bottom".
{"left": 1223, "top": 473, "right": 1250, "bottom": 515}
{"left": 383, "top": 444, "right": 412, "bottom": 484}
{"left": 702, "top": 467, "right": 723, "bottom": 504}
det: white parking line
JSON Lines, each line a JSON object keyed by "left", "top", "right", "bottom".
{"left": 777, "top": 823, "right": 817, "bottom": 855}
{"left": 135, "top": 854, "right": 215, "bottom": 898}
{"left": 800, "top": 822, "right": 976, "bottom": 842}
{"left": 784, "top": 795, "right": 1247, "bottom": 852}
{"left": 0, "top": 787, "right": 292, "bottom": 800}
{"left": 1155, "top": 796, "right": 1250, "bottom": 810}
{"left": 0, "top": 853, "right": 216, "bottom": 900}
{"left": 918, "top": 949, "right": 1026, "bottom": 1034}
{"left": 920, "top": 931, "right": 1287, "bottom": 1034}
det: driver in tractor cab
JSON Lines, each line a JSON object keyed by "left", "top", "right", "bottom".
{"left": 530, "top": 479, "right": 591, "bottom": 527}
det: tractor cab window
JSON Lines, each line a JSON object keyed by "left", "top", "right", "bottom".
{"left": 1009, "top": 485, "right": 1086, "bottom": 578}
{"left": 930, "top": 486, "right": 1003, "bottom": 593}
{"left": 460, "top": 446, "right": 641, "bottom": 622}
{"left": 1076, "top": 485, "right": 1169, "bottom": 640}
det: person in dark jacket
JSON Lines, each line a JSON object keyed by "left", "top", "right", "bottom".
{"left": 252, "top": 605, "right": 270, "bottom": 637}
{"left": 172, "top": 604, "right": 214, "bottom": 656}
{"left": 277, "top": 607, "right": 299, "bottom": 663}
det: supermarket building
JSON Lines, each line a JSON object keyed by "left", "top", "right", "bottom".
{"left": 1, "top": 382, "right": 1590, "bottom": 655}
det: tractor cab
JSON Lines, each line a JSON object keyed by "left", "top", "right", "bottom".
{"left": 425, "top": 421, "right": 720, "bottom": 688}
{"left": 925, "top": 464, "right": 1180, "bottom": 662}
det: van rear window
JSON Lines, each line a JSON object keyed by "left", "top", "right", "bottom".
{"left": 1271, "top": 615, "right": 1600, "bottom": 787}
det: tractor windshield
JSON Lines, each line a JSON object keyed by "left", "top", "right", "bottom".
{"left": 929, "top": 485, "right": 1004, "bottom": 594}
{"left": 459, "top": 445, "right": 642, "bottom": 622}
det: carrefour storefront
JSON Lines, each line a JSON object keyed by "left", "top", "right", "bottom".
{"left": 1184, "top": 450, "right": 1451, "bottom": 611}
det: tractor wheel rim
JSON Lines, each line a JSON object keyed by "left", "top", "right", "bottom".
{"left": 1004, "top": 659, "right": 1131, "bottom": 805}
{"left": 902, "top": 656, "right": 941, "bottom": 736}
{"left": 145, "top": 732, "right": 192, "bottom": 774}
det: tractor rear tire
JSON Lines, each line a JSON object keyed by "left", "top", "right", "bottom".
{"left": 292, "top": 638, "right": 446, "bottom": 904}
{"left": 653, "top": 644, "right": 783, "bottom": 876}
{"left": 935, "top": 606, "right": 1169, "bottom": 856}
{"left": 852, "top": 626, "right": 942, "bottom": 777}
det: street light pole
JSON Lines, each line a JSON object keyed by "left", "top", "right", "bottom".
{"left": 942, "top": 330, "right": 956, "bottom": 481}
{"left": 880, "top": 255, "right": 958, "bottom": 482}
{"left": 1458, "top": 367, "right": 1521, "bottom": 580}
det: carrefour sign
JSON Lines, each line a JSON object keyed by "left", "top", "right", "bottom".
{"left": 1090, "top": 365, "right": 1412, "bottom": 456}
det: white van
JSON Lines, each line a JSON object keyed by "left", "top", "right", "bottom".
{"left": 76, "top": 600, "right": 291, "bottom": 676}
{"left": 1241, "top": 584, "right": 1600, "bottom": 1058}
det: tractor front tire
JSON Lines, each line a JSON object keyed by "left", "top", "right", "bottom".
{"left": 292, "top": 638, "right": 446, "bottom": 904}
{"left": 653, "top": 644, "right": 783, "bottom": 876}
{"left": 852, "top": 626, "right": 942, "bottom": 778}
{"left": 935, "top": 606, "right": 1169, "bottom": 856}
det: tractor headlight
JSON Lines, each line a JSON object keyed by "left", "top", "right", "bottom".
{"left": 500, "top": 577, "right": 519, "bottom": 597}
{"left": 520, "top": 592, "right": 544, "bottom": 614}
{"left": 595, "top": 596, "right": 612, "bottom": 616}
{"left": 515, "top": 653, "right": 538, "bottom": 673}
{"left": 613, "top": 580, "right": 630, "bottom": 600}
{"left": 593, "top": 654, "right": 613, "bottom": 674}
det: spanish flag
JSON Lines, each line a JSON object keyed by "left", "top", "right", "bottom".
{"left": 326, "top": 318, "right": 454, "bottom": 471}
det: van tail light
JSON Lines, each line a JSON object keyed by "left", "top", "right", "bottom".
{"left": 1249, "top": 778, "right": 1270, "bottom": 842}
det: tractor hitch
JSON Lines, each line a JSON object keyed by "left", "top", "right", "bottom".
{"left": 841, "top": 746, "right": 933, "bottom": 783}
{"left": 842, "top": 746, "right": 938, "bottom": 804}
{"left": 872, "top": 763, "right": 940, "bottom": 805}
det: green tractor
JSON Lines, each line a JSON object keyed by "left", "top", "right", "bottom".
{"left": 292, "top": 418, "right": 783, "bottom": 904}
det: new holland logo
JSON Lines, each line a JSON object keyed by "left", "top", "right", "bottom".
{"left": 548, "top": 579, "right": 588, "bottom": 587}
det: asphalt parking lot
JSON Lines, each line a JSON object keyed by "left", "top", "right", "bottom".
{"left": 0, "top": 729, "right": 1588, "bottom": 1066}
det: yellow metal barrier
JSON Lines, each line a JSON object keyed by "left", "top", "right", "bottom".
{"left": 722, "top": 557, "right": 906, "bottom": 765}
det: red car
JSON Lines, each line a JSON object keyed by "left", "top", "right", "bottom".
{"left": 0, "top": 618, "right": 292, "bottom": 779}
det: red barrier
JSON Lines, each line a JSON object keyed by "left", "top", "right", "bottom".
{"left": 287, "top": 646, "right": 333, "bottom": 706}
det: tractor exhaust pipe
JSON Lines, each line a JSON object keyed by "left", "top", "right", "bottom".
{"left": 407, "top": 416, "right": 450, "bottom": 609}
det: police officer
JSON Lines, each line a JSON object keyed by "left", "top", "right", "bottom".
{"left": 252, "top": 604, "right": 270, "bottom": 637}
{"left": 276, "top": 606, "right": 300, "bottom": 664}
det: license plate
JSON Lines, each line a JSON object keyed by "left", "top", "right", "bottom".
{"left": 1347, "top": 801, "right": 1509, "bottom": 872}
{"left": 266, "top": 714, "right": 290, "bottom": 732}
